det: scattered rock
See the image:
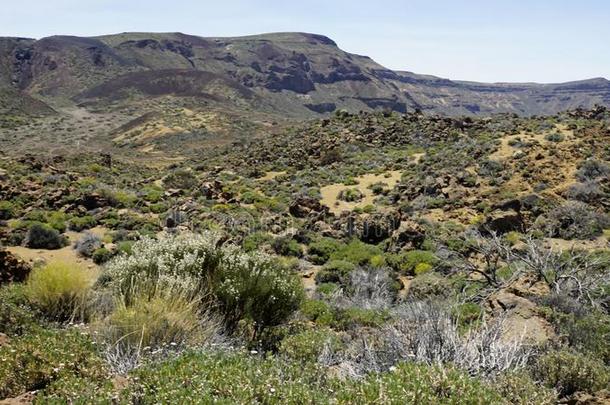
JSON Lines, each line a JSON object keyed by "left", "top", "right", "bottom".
{"left": 0, "top": 391, "right": 36, "bottom": 404}
{"left": 561, "top": 390, "right": 610, "bottom": 405}
{"left": 0, "top": 333, "right": 9, "bottom": 347}
{"left": 79, "top": 192, "right": 110, "bottom": 210}
{"left": 358, "top": 211, "right": 401, "bottom": 244}
{"left": 0, "top": 250, "right": 32, "bottom": 284}
{"left": 480, "top": 209, "right": 524, "bottom": 235}
{"left": 486, "top": 290, "right": 555, "bottom": 344}
{"left": 289, "top": 196, "right": 329, "bottom": 219}
{"left": 388, "top": 220, "right": 426, "bottom": 251}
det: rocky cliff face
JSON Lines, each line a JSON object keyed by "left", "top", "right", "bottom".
{"left": 0, "top": 31, "right": 609, "bottom": 119}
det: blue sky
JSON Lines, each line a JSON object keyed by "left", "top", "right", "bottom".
{"left": 2, "top": 0, "right": 608, "bottom": 83}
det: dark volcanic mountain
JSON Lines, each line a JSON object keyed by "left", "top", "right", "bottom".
{"left": 1, "top": 32, "right": 609, "bottom": 119}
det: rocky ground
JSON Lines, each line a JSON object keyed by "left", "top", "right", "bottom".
{"left": 0, "top": 106, "right": 609, "bottom": 403}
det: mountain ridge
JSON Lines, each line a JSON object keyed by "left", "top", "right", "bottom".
{"left": 1, "top": 31, "right": 609, "bottom": 118}
{"left": 1, "top": 31, "right": 610, "bottom": 156}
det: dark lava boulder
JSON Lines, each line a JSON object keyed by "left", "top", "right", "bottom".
{"left": 0, "top": 250, "right": 32, "bottom": 284}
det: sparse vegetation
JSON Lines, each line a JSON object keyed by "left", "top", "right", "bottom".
{"left": 1, "top": 104, "right": 609, "bottom": 403}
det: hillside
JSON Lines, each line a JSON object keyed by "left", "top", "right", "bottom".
{"left": 0, "top": 32, "right": 609, "bottom": 156}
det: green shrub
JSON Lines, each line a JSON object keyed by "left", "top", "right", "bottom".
{"left": 149, "top": 202, "right": 168, "bottom": 214}
{"left": 301, "top": 299, "right": 334, "bottom": 326}
{"left": 544, "top": 132, "right": 564, "bottom": 142}
{"left": 117, "top": 241, "right": 134, "bottom": 256}
{"left": 242, "top": 232, "right": 272, "bottom": 252}
{"left": 333, "top": 307, "right": 390, "bottom": 329}
{"left": 272, "top": 236, "right": 303, "bottom": 257}
{"left": 369, "top": 182, "right": 387, "bottom": 195}
{"left": 92, "top": 247, "right": 113, "bottom": 264}
{"left": 163, "top": 169, "right": 198, "bottom": 189}
{"left": 329, "top": 240, "right": 382, "bottom": 265}
{"left": 533, "top": 349, "right": 610, "bottom": 396}
{"left": 316, "top": 282, "right": 339, "bottom": 297}
{"left": 39, "top": 349, "right": 505, "bottom": 404}
{"left": 142, "top": 186, "right": 164, "bottom": 203}
{"left": 23, "top": 210, "right": 47, "bottom": 223}
{"left": 25, "top": 262, "right": 95, "bottom": 321}
{"left": 370, "top": 254, "right": 386, "bottom": 268}
{"left": 408, "top": 272, "right": 453, "bottom": 300}
{"left": 117, "top": 351, "right": 331, "bottom": 403}
{"left": 491, "top": 372, "right": 556, "bottom": 405}
{"left": 214, "top": 253, "right": 304, "bottom": 335}
{"left": 24, "top": 223, "right": 68, "bottom": 249}
{"left": 69, "top": 215, "right": 96, "bottom": 232}
{"left": 335, "top": 362, "right": 504, "bottom": 404}
{"left": 308, "top": 237, "right": 344, "bottom": 264}
{"left": 104, "top": 233, "right": 304, "bottom": 335}
{"left": 547, "top": 310, "right": 610, "bottom": 365}
{"left": 279, "top": 328, "right": 342, "bottom": 363}
{"left": 96, "top": 294, "right": 214, "bottom": 351}
{"left": 338, "top": 188, "right": 363, "bottom": 202}
{"left": 0, "top": 329, "right": 107, "bottom": 400}
{"left": 452, "top": 302, "right": 483, "bottom": 331}
{"left": 0, "top": 200, "right": 15, "bottom": 220}
{"left": 316, "top": 260, "right": 356, "bottom": 285}
{"left": 389, "top": 250, "right": 438, "bottom": 275}
{"left": 47, "top": 211, "right": 68, "bottom": 233}
{"left": 0, "top": 284, "right": 40, "bottom": 336}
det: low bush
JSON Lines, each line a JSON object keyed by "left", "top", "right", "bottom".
{"left": 544, "top": 132, "right": 564, "bottom": 142}
{"left": 533, "top": 349, "right": 610, "bottom": 396}
{"left": 546, "top": 310, "right": 610, "bottom": 365}
{"left": 329, "top": 239, "right": 382, "bottom": 265}
{"left": 69, "top": 215, "right": 97, "bottom": 231}
{"left": 24, "top": 223, "right": 68, "bottom": 249}
{"left": 452, "top": 302, "right": 483, "bottom": 331}
{"left": 338, "top": 188, "right": 363, "bottom": 202}
{"left": 0, "top": 200, "right": 15, "bottom": 220}
{"left": 74, "top": 232, "right": 102, "bottom": 257}
{"left": 0, "top": 329, "right": 107, "bottom": 400}
{"left": 272, "top": 236, "right": 303, "bottom": 257}
{"left": 0, "top": 284, "right": 40, "bottom": 336}
{"left": 25, "top": 262, "right": 95, "bottom": 321}
{"left": 38, "top": 350, "right": 509, "bottom": 404}
{"left": 369, "top": 182, "right": 387, "bottom": 195}
{"left": 92, "top": 247, "right": 113, "bottom": 264}
{"left": 242, "top": 232, "right": 272, "bottom": 252}
{"left": 387, "top": 250, "right": 438, "bottom": 275}
{"left": 541, "top": 201, "right": 610, "bottom": 239}
{"left": 47, "top": 211, "right": 68, "bottom": 233}
{"left": 163, "top": 169, "right": 198, "bottom": 189}
{"left": 300, "top": 299, "right": 335, "bottom": 326}
{"left": 408, "top": 272, "right": 453, "bottom": 300}
{"left": 333, "top": 307, "right": 390, "bottom": 329}
{"left": 104, "top": 233, "right": 304, "bottom": 336}
{"left": 308, "top": 237, "right": 344, "bottom": 264}
{"left": 279, "top": 328, "right": 342, "bottom": 363}
{"left": 491, "top": 372, "right": 557, "bottom": 405}
{"left": 576, "top": 158, "right": 610, "bottom": 182}
{"left": 316, "top": 259, "right": 356, "bottom": 285}
{"left": 96, "top": 294, "right": 217, "bottom": 354}
{"left": 335, "top": 363, "right": 504, "bottom": 404}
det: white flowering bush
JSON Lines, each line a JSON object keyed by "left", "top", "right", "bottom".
{"left": 102, "top": 232, "right": 303, "bottom": 334}
{"left": 213, "top": 248, "right": 304, "bottom": 335}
